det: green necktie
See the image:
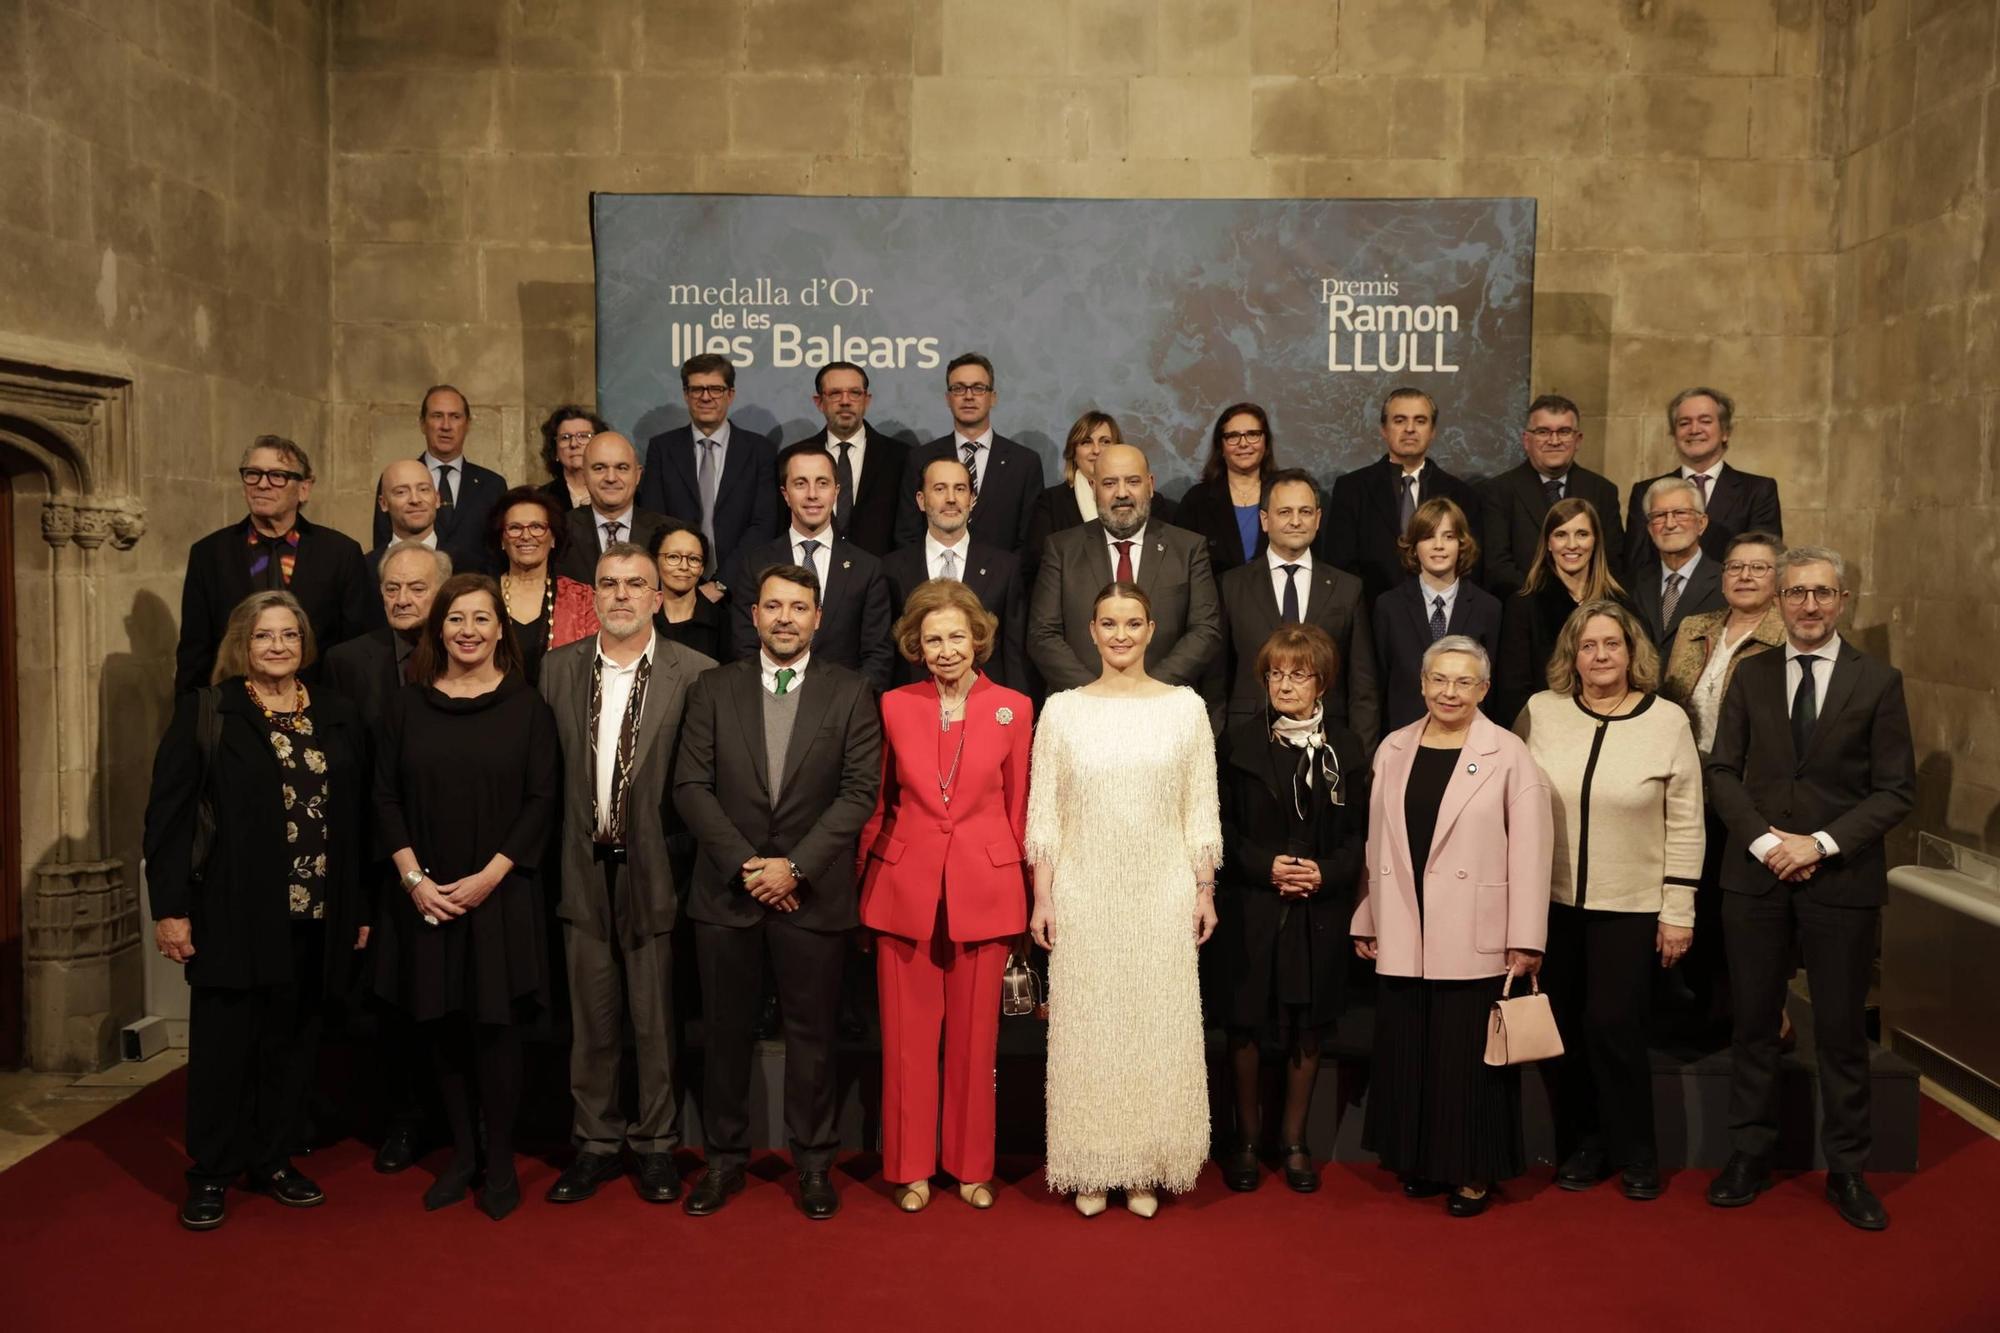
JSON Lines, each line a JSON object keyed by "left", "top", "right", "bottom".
{"left": 773, "top": 667, "right": 795, "bottom": 696}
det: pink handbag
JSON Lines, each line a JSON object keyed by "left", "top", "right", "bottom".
{"left": 1483, "top": 973, "right": 1563, "bottom": 1066}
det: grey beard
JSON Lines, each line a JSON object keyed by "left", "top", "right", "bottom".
{"left": 1101, "top": 504, "right": 1148, "bottom": 540}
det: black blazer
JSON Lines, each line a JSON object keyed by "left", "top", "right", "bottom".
{"left": 556, "top": 506, "right": 694, "bottom": 586}
{"left": 1630, "top": 553, "right": 1726, "bottom": 652}
{"left": 321, "top": 627, "right": 405, "bottom": 730}
{"left": 371, "top": 456, "right": 507, "bottom": 574}
{"left": 1021, "top": 481, "right": 1178, "bottom": 587}
{"left": 655, "top": 595, "right": 729, "bottom": 665}
{"left": 725, "top": 535, "right": 895, "bottom": 692}
{"left": 1495, "top": 581, "right": 1640, "bottom": 725}
{"left": 1174, "top": 476, "right": 1266, "bottom": 578}
{"left": 1217, "top": 557, "right": 1380, "bottom": 750}
{"left": 175, "top": 514, "right": 372, "bottom": 694}
{"left": 895, "top": 433, "right": 1045, "bottom": 552}
{"left": 1705, "top": 641, "right": 1915, "bottom": 907}
{"left": 1371, "top": 576, "right": 1503, "bottom": 732}
{"left": 672, "top": 658, "right": 883, "bottom": 932}
{"left": 636, "top": 421, "right": 781, "bottom": 578}
{"left": 880, "top": 539, "right": 1029, "bottom": 694}
{"left": 1479, "top": 461, "right": 1626, "bottom": 598}
{"left": 141, "top": 681, "right": 369, "bottom": 991}
{"left": 1320, "top": 456, "right": 1484, "bottom": 605}
{"left": 792, "top": 422, "right": 909, "bottom": 559}
{"left": 1624, "top": 461, "right": 1783, "bottom": 572}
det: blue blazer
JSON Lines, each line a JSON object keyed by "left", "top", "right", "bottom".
{"left": 637, "top": 421, "right": 782, "bottom": 579}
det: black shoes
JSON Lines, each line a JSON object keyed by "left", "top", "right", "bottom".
{"left": 478, "top": 1172, "right": 521, "bottom": 1221}
{"left": 546, "top": 1152, "right": 623, "bottom": 1204}
{"left": 373, "top": 1123, "right": 420, "bottom": 1175}
{"left": 797, "top": 1169, "right": 839, "bottom": 1220}
{"left": 1556, "top": 1144, "right": 1611, "bottom": 1192}
{"left": 1400, "top": 1176, "right": 1448, "bottom": 1199}
{"left": 682, "top": 1166, "right": 745, "bottom": 1216}
{"left": 1620, "top": 1160, "right": 1663, "bottom": 1201}
{"left": 1280, "top": 1144, "right": 1318, "bottom": 1194}
{"left": 1706, "top": 1152, "right": 1773, "bottom": 1208}
{"left": 179, "top": 1184, "right": 227, "bottom": 1231}
{"left": 1445, "top": 1187, "right": 1491, "bottom": 1218}
{"left": 1222, "top": 1142, "right": 1261, "bottom": 1193}
{"left": 1826, "top": 1172, "right": 1889, "bottom": 1231}
{"left": 244, "top": 1164, "right": 325, "bottom": 1208}
{"left": 423, "top": 1159, "right": 475, "bottom": 1211}
{"left": 635, "top": 1153, "right": 682, "bottom": 1204}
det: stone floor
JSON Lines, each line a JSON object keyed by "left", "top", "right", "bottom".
{"left": 0, "top": 1050, "right": 187, "bottom": 1173}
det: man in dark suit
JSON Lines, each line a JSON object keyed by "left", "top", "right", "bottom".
{"left": 539, "top": 543, "right": 714, "bottom": 1209}
{"left": 1624, "top": 386, "right": 1782, "bottom": 572}
{"left": 361, "top": 460, "right": 441, "bottom": 625}
{"left": 1703, "top": 545, "right": 1915, "bottom": 1231}
{"left": 1480, "top": 393, "right": 1626, "bottom": 597}
{"left": 176, "top": 435, "right": 371, "bottom": 693}
{"left": 1630, "top": 475, "right": 1725, "bottom": 651}
{"left": 371, "top": 385, "right": 506, "bottom": 574}
{"left": 791, "top": 360, "right": 908, "bottom": 558}
{"left": 1217, "top": 469, "right": 1379, "bottom": 749}
{"left": 881, "top": 454, "right": 1028, "bottom": 692}
{"left": 673, "top": 563, "right": 882, "bottom": 1220}
{"left": 1028, "top": 442, "right": 1222, "bottom": 692}
{"left": 636, "top": 352, "right": 780, "bottom": 581}
{"left": 1320, "top": 387, "right": 1483, "bottom": 604}
{"left": 726, "top": 442, "right": 893, "bottom": 692}
{"left": 557, "top": 432, "right": 693, "bottom": 586}
{"left": 894, "top": 353, "right": 1044, "bottom": 552}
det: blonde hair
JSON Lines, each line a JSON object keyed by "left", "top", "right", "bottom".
{"left": 1545, "top": 599, "right": 1659, "bottom": 695}
{"left": 211, "top": 591, "right": 316, "bottom": 684}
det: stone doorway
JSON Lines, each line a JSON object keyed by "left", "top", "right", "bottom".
{"left": 0, "top": 470, "right": 17, "bottom": 1067}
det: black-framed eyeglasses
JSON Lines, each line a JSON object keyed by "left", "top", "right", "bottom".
{"left": 1222, "top": 429, "right": 1267, "bottom": 445}
{"left": 239, "top": 467, "right": 305, "bottom": 487}
{"left": 948, "top": 383, "right": 993, "bottom": 397}
{"left": 684, "top": 385, "right": 732, "bottom": 399}
{"left": 1526, "top": 427, "right": 1577, "bottom": 442}
{"left": 1780, "top": 585, "right": 1843, "bottom": 606}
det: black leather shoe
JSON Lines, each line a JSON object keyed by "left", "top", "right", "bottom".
{"left": 1446, "top": 1187, "right": 1491, "bottom": 1217}
{"left": 545, "top": 1152, "right": 623, "bottom": 1204}
{"left": 180, "top": 1184, "right": 227, "bottom": 1231}
{"left": 797, "top": 1169, "right": 839, "bottom": 1220}
{"left": 1556, "top": 1144, "right": 1610, "bottom": 1192}
{"left": 373, "top": 1123, "right": 420, "bottom": 1175}
{"left": 1706, "top": 1152, "right": 1772, "bottom": 1208}
{"left": 1222, "top": 1142, "right": 1261, "bottom": 1193}
{"left": 1620, "top": 1160, "right": 1663, "bottom": 1201}
{"left": 1281, "top": 1144, "right": 1318, "bottom": 1194}
{"left": 246, "top": 1164, "right": 325, "bottom": 1208}
{"left": 423, "top": 1160, "right": 475, "bottom": 1211}
{"left": 634, "top": 1153, "right": 682, "bottom": 1203}
{"left": 1400, "top": 1176, "right": 1448, "bottom": 1199}
{"left": 1826, "top": 1172, "right": 1888, "bottom": 1231}
{"left": 682, "top": 1166, "right": 745, "bottom": 1216}
{"left": 478, "top": 1172, "right": 521, "bottom": 1221}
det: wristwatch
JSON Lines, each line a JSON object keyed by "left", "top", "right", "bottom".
{"left": 1811, "top": 833, "right": 1834, "bottom": 859}
{"left": 786, "top": 859, "right": 805, "bottom": 886}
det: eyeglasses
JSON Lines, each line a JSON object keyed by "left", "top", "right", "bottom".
{"left": 1222, "top": 429, "right": 1267, "bottom": 445}
{"left": 251, "top": 629, "right": 303, "bottom": 646}
{"left": 503, "top": 522, "right": 551, "bottom": 538}
{"left": 1265, "top": 668, "right": 1318, "bottom": 686}
{"left": 1780, "top": 585, "right": 1844, "bottom": 606}
{"left": 555, "top": 430, "right": 596, "bottom": 445}
{"left": 658, "top": 552, "right": 704, "bottom": 568}
{"left": 597, "top": 576, "right": 658, "bottom": 594}
{"left": 1423, "top": 673, "right": 1483, "bottom": 691}
{"left": 1526, "top": 427, "right": 1578, "bottom": 442}
{"left": 240, "top": 467, "right": 305, "bottom": 487}
{"left": 1647, "top": 508, "right": 1699, "bottom": 526}
{"left": 948, "top": 383, "right": 993, "bottom": 397}
{"left": 1723, "top": 560, "right": 1775, "bottom": 577}
{"left": 684, "top": 385, "right": 732, "bottom": 399}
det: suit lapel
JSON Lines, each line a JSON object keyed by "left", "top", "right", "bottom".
{"left": 1378, "top": 730, "right": 1420, "bottom": 887}
{"left": 667, "top": 428, "right": 699, "bottom": 498}
{"left": 1134, "top": 529, "right": 1167, "bottom": 596}
{"left": 1424, "top": 721, "right": 1502, "bottom": 870}
{"left": 778, "top": 669, "right": 836, "bottom": 795}
{"left": 1803, "top": 642, "right": 1862, "bottom": 766}
{"left": 716, "top": 423, "right": 755, "bottom": 503}
{"left": 634, "top": 640, "right": 679, "bottom": 759}
{"left": 1409, "top": 581, "right": 1438, "bottom": 642}
{"left": 732, "top": 665, "right": 772, "bottom": 798}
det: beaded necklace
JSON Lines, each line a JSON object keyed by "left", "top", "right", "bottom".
{"left": 502, "top": 568, "right": 557, "bottom": 653}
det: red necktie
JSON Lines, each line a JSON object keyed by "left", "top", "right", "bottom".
{"left": 1114, "top": 540, "right": 1133, "bottom": 582}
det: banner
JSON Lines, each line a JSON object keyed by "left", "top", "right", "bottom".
{"left": 594, "top": 195, "right": 1537, "bottom": 491}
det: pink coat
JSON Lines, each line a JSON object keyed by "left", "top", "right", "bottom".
{"left": 1350, "top": 713, "right": 1553, "bottom": 980}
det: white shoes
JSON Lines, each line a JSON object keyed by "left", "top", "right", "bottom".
{"left": 1125, "top": 1187, "right": 1158, "bottom": 1219}
{"left": 1074, "top": 1190, "right": 1108, "bottom": 1217}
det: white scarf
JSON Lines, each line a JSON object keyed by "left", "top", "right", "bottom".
{"left": 1073, "top": 472, "right": 1098, "bottom": 523}
{"left": 1271, "top": 704, "right": 1343, "bottom": 809}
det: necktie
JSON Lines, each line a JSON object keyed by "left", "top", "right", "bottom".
{"left": 1398, "top": 475, "right": 1416, "bottom": 532}
{"left": 1692, "top": 473, "right": 1711, "bottom": 505}
{"left": 833, "top": 440, "right": 854, "bottom": 534}
{"left": 1660, "top": 571, "right": 1685, "bottom": 627}
{"left": 1279, "top": 563, "right": 1301, "bottom": 623}
{"left": 940, "top": 548, "right": 960, "bottom": 582}
{"left": 1791, "top": 656, "right": 1817, "bottom": 757}
{"left": 1113, "top": 540, "right": 1133, "bottom": 582}
{"left": 798, "top": 537, "right": 821, "bottom": 587}
{"left": 1543, "top": 476, "right": 1564, "bottom": 506}
{"left": 773, "top": 667, "right": 795, "bottom": 696}
{"left": 961, "top": 442, "right": 980, "bottom": 496}
{"left": 697, "top": 438, "right": 720, "bottom": 549}
{"left": 435, "top": 463, "right": 456, "bottom": 509}
{"left": 1429, "top": 595, "right": 1447, "bottom": 642}
{"left": 602, "top": 519, "right": 623, "bottom": 551}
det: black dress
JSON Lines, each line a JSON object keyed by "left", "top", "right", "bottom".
{"left": 371, "top": 676, "right": 559, "bottom": 1024}
{"left": 1363, "top": 742, "right": 1525, "bottom": 1186}
{"left": 656, "top": 596, "right": 727, "bottom": 663}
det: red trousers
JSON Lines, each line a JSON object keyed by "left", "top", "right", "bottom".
{"left": 875, "top": 928, "right": 1009, "bottom": 1185}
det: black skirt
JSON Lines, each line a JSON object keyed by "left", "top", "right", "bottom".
{"left": 372, "top": 872, "right": 547, "bottom": 1025}
{"left": 1363, "top": 974, "right": 1525, "bottom": 1186}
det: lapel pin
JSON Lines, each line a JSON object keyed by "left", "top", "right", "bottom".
{"left": 1467, "top": 762, "right": 1478, "bottom": 774}
{"left": 977, "top": 567, "right": 987, "bottom": 577}
{"left": 996, "top": 707, "right": 1014, "bottom": 725}
{"left": 841, "top": 560, "right": 851, "bottom": 570}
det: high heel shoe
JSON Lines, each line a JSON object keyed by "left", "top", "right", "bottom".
{"left": 1074, "top": 1190, "right": 1107, "bottom": 1217}
{"left": 478, "top": 1171, "right": 521, "bottom": 1221}
{"left": 1222, "top": 1141, "right": 1261, "bottom": 1192}
{"left": 423, "top": 1160, "right": 474, "bottom": 1211}
{"left": 1280, "top": 1144, "right": 1318, "bottom": 1194}
{"left": 1125, "top": 1187, "right": 1158, "bottom": 1219}
{"left": 957, "top": 1181, "right": 995, "bottom": 1210}
{"left": 893, "top": 1179, "right": 931, "bottom": 1213}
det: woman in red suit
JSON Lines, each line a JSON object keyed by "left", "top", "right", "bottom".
{"left": 859, "top": 578, "right": 1034, "bottom": 1213}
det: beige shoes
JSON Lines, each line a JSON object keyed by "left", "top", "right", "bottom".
{"left": 957, "top": 1181, "right": 995, "bottom": 1210}
{"left": 894, "top": 1179, "right": 931, "bottom": 1213}
{"left": 1074, "top": 1190, "right": 1108, "bottom": 1217}
{"left": 1125, "top": 1187, "right": 1158, "bottom": 1218}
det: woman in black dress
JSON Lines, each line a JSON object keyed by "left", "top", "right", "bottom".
{"left": 1175, "top": 402, "right": 1277, "bottom": 579}
{"left": 536, "top": 403, "right": 606, "bottom": 513}
{"left": 1216, "top": 624, "right": 1367, "bottom": 1195}
{"left": 373, "top": 573, "right": 559, "bottom": 1220}
{"left": 651, "top": 523, "right": 727, "bottom": 661}
{"left": 143, "top": 591, "right": 370, "bottom": 1230}
{"left": 491, "top": 486, "right": 597, "bottom": 685}
{"left": 1494, "top": 497, "right": 1627, "bottom": 724}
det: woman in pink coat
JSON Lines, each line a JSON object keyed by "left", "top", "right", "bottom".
{"left": 1352, "top": 635, "right": 1553, "bottom": 1217}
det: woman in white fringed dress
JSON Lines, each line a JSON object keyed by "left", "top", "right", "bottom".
{"left": 1026, "top": 581, "right": 1222, "bottom": 1218}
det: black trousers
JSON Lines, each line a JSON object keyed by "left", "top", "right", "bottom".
{"left": 1723, "top": 888, "right": 1877, "bottom": 1171}
{"left": 185, "top": 924, "right": 324, "bottom": 1188}
{"left": 695, "top": 916, "right": 845, "bottom": 1173}
{"left": 1540, "top": 904, "right": 1658, "bottom": 1167}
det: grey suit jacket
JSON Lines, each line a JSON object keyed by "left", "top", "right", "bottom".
{"left": 540, "top": 632, "right": 715, "bottom": 946}
{"left": 1027, "top": 519, "right": 1223, "bottom": 692}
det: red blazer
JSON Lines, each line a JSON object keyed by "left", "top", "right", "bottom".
{"left": 858, "top": 675, "right": 1034, "bottom": 943}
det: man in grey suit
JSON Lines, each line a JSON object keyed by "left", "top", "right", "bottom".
{"left": 1028, "top": 442, "right": 1223, "bottom": 692}
{"left": 539, "top": 542, "right": 714, "bottom": 1207}
{"left": 1632, "top": 475, "right": 1724, "bottom": 651}
{"left": 558, "top": 432, "right": 694, "bottom": 585}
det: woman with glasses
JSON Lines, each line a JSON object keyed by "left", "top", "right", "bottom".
{"left": 1175, "top": 403, "right": 1278, "bottom": 578}
{"left": 1494, "top": 497, "right": 1629, "bottom": 725}
{"left": 1215, "top": 625, "right": 1367, "bottom": 1194}
{"left": 651, "top": 524, "right": 727, "bottom": 662}
{"left": 143, "top": 591, "right": 371, "bottom": 1229}
{"left": 536, "top": 404, "right": 607, "bottom": 513}
{"left": 488, "top": 486, "right": 598, "bottom": 685}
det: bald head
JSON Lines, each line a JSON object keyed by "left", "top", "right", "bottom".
{"left": 1092, "top": 443, "right": 1153, "bottom": 540}
{"left": 377, "top": 458, "right": 437, "bottom": 539}
{"left": 584, "top": 430, "right": 642, "bottom": 515}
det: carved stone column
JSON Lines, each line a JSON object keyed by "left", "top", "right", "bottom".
{"left": 24, "top": 861, "right": 142, "bottom": 1070}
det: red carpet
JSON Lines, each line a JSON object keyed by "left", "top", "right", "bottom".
{"left": 2, "top": 1071, "right": 1995, "bottom": 1332}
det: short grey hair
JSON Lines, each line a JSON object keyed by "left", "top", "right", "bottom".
{"left": 240, "top": 433, "right": 314, "bottom": 480}
{"left": 1666, "top": 386, "right": 1735, "bottom": 433}
{"left": 1777, "top": 545, "right": 1845, "bottom": 590}
{"left": 1421, "top": 633, "right": 1491, "bottom": 683}
{"left": 378, "top": 540, "right": 451, "bottom": 586}
{"left": 596, "top": 539, "right": 659, "bottom": 585}
{"left": 1643, "top": 474, "right": 1705, "bottom": 516}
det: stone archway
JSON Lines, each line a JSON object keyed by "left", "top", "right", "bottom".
{"left": 0, "top": 340, "right": 148, "bottom": 1070}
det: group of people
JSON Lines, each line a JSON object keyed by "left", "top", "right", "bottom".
{"left": 142, "top": 357, "right": 1915, "bottom": 1237}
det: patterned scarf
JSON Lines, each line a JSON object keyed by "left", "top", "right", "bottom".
{"left": 588, "top": 650, "right": 653, "bottom": 844}
{"left": 246, "top": 524, "right": 301, "bottom": 588}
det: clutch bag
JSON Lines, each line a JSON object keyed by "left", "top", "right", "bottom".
{"left": 1483, "top": 973, "right": 1563, "bottom": 1066}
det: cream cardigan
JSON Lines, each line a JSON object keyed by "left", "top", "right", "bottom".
{"left": 1513, "top": 691, "right": 1705, "bottom": 926}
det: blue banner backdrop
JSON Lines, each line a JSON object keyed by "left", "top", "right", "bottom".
{"left": 594, "top": 194, "right": 1537, "bottom": 493}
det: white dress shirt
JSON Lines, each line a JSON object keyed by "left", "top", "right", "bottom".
{"left": 789, "top": 525, "right": 834, "bottom": 592}
{"left": 421, "top": 450, "right": 464, "bottom": 498}
{"left": 760, "top": 649, "right": 811, "bottom": 694}
{"left": 1103, "top": 522, "right": 1147, "bottom": 581}
{"left": 827, "top": 428, "right": 866, "bottom": 489}
{"left": 1416, "top": 573, "right": 1460, "bottom": 625}
{"left": 592, "top": 631, "right": 656, "bottom": 840}
{"left": 925, "top": 530, "right": 971, "bottom": 581}
{"left": 1746, "top": 633, "right": 1844, "bottom": 863}
{"left": 1266, "top": 547, "right": 1314, "bottom": 616}
{"left": 1659, "top": 547, "right": 1704, "bottom": 598}
{"left": 953, "top": 428, "right": 994, "bottom": 487}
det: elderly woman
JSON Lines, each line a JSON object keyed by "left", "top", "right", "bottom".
{"left": 1216, "top": 624, "right": 1367, "bottom": 1194}
{"left": 143, "top": 591, "right": 370, "bottom": 1230}
{"left": 1495, "top": 497, "right": 1628, "bottom": 724}
{"left": 857, "top": 579, "right": 1034, "bottom": 1213}
{"left": 1023, "top": 411, "right": 1122, "bottom": 583}
{"left": 1514, "top": 601, "right": 1704, "bottom": 1201}
{"left": 1373, "top": 497, "right": 1503, "bottom": 731}
{"left": 537, "top": 404, "right": 607, "bottom": 512}
{"left": 1027, "top": 581, "right": 1221, "bottom": 1218}
{"left": 1176, "top": 402, "right": 1278, "bottom": 577}
{"left": 1353, "top": 635, "right": 1552, "bottom": 1217}
{"left": 491, "top": 485, "right": 598, "bottom": 684}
